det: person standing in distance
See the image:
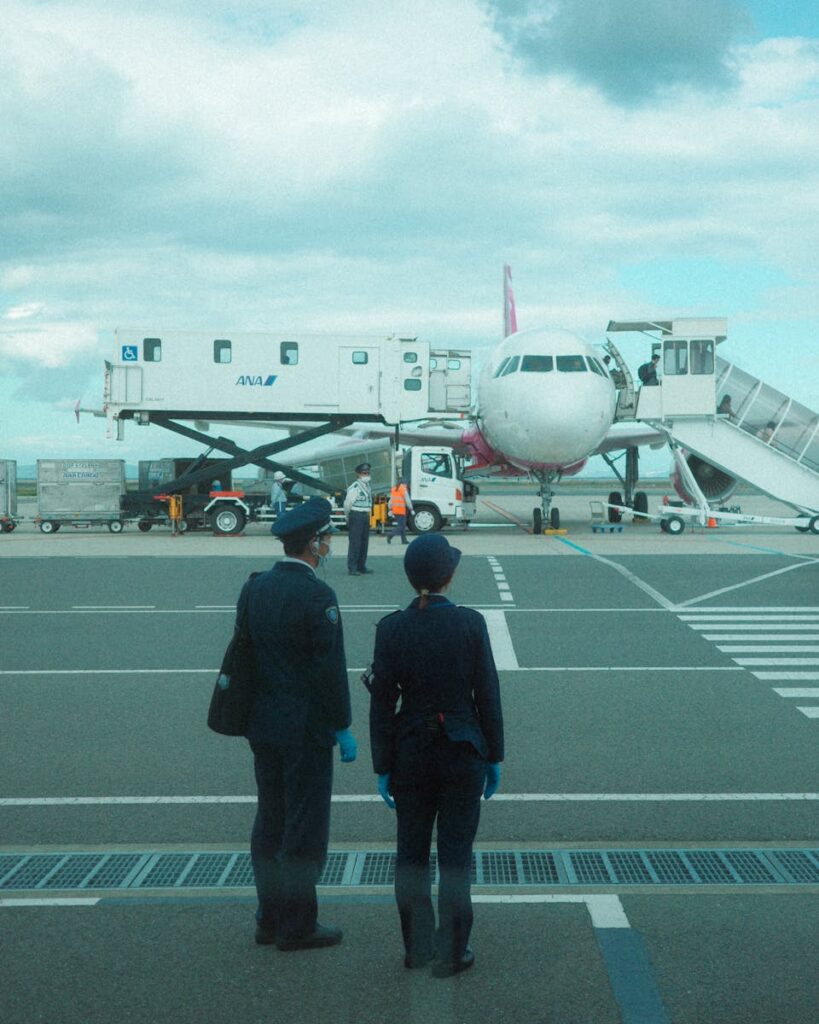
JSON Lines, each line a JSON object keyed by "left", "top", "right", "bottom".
{"left": 343, "top": 462, "right": 373, "bottom": 575}
{"left": 242, "top": 497, "right": 357, "bottom": 951}
{"left": 369, "top": 534, "right": 504, "bottom": 976}
{"left": 387, "top": 477, "right": 413, "bottom": 545}
{"left": 637, "top": 352, "right": 660, "bottom": 386}
{"left": 269, "top": 470, "right": 288, "bottom": 518}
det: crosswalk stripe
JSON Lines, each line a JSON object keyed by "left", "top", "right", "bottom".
{"left": 797, "top": 707, "right": 819, "bottom": 718}
{"left": 752, "top": 671, "right": 819, "bottom": 680}
{"left": 733, "top": 657, "right": 819, "bottom": 666}
{"left": 717, "top": 645, "right": 819, "bottom": 653}
{"left": 703, "top": 634, "right": 819, "bottom": 641}
{"left": 680, "top": 615, "right": 819, "bottom": 622}
{"left": 772, "top": 688, "right": 819, "bottom": 698}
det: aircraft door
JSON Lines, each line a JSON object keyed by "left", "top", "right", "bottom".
{"left": 428, "top": 350, "right": 472, "bottom": 412}
{"left": 110, "top": 365, "right": 143, "bottom": 405}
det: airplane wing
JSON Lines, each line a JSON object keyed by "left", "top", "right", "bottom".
{"left": 593, "top": 421, "right": 668, "bottom": 455}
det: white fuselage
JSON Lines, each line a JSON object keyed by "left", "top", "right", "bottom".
{"left": 476, "top": 327, "right": 617, "bottom": 470}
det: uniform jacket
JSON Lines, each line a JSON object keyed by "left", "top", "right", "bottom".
{"left": 369, "top": 596, "right": 504, "bottom": 775}
{"left": 343, "top": 478, "right": 372, "bottom": 515}
{"left": 242, "top": 561, "right": 352, "bottom": 748}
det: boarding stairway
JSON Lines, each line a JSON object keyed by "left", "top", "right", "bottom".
{"left": 637, "top": 355, "right": 819, "bottom": 513}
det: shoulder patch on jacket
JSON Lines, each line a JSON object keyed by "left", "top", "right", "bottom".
{"left": 325, "top": 605, "right": 339, "bottom": 624}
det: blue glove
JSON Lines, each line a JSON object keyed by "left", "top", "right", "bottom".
{"left": 483, "top": 763, "right": 501, "bottom": 800}
{"left": 377, "top": 773, "right": 396, "bottom": 810}
{"left": 335, "top": 729, "right": 358, "bottom": 763}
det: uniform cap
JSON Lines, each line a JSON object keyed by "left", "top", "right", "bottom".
{"left": 270, "top": 496, "right": 337, "bottom": 538}
{"left": 355, "top": 463, "right": 371, "bottom": 473}
{"left": 272, "top": 471, "right": 286, "bottom": 481}
{"left": 403, "top": 533, "right": 461, "bottom": 588}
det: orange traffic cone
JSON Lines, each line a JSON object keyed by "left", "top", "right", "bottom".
{"left": 707, "top": 517, "right": 718, "bottom": 528}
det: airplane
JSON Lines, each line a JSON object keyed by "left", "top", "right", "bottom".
{"left": 341, "top": 265, "right": 675, "bottom": 532}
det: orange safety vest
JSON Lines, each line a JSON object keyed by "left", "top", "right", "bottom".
{"left": 389, "top": 484, "right": 409, "bottom": 516}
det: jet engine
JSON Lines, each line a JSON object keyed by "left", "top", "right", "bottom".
{"left": 671, "top": 453, "right": 737, "bottom": 503}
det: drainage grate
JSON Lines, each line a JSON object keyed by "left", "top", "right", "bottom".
{"left": 1, "top": 848, "right": 817, "bottom": 892}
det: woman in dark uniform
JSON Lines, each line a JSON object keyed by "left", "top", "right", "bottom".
{"left": 369, "top": 534, "right": 504, "bottom": 977}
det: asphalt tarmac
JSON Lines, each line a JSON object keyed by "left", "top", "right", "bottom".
{"left": 1, "top": 499, "right": 817, "bottom": 1024}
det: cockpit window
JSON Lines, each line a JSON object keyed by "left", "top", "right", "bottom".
{"left": 493, "top": 357, "right": 511, "bottom": 378}
{"left": 587, "top": 357, "right": 603, "bottom": 376}
{"left": 520, "top": 355, "right": 553, "bottom": 372}
{"left": 500, "top": 355, "right": 520, "bottom": 376}
{"left": 556, "top": 355, "right": 587, "bottom": 372}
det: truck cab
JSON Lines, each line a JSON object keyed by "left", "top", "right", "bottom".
{"left": 403, "top": 446, "right": 478, "bottom": 533}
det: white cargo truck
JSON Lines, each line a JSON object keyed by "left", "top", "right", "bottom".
{"left": 279, "top": 439, "right": 478, "bottom": 533}
{"left": 0, "top": 460, "right": 18, "bottom": 533}
{"left": 36, "top": 459, "right": 128, "bottom": 533}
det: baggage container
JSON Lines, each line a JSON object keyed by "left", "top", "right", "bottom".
{"left": 36, "top": 459, "right": 127, "bottom": 533}
{"left": 138, "top": 457, "right": 233, "bottom": 493}
{"left": 0, "top": 460, "right": 17, "bottom": 531}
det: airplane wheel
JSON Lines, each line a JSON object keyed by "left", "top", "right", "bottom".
{"left": 549, "top": 507, "right": 560, "bottom": 530}
{"left": 665, "top": 515, "right": 685, "bottom": 535}
{"left": 608, "top": 492, "right": 622, "bottom": 523}
{"left": 633, "top": 491, "right": 648, "bottom": 519}
{"left": 532, "top": 508, "right": 543, "bottom": 535}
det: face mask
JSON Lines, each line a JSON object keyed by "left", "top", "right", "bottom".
{"left": 317, "top": 541, "right": 332, "bottom": 567}
{"left": 360, "top": 475, "right": 371, "bottom": 483}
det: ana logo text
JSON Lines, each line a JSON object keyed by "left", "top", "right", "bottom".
{"left": 235, "top": 374, "right": 277, "bottom": 387}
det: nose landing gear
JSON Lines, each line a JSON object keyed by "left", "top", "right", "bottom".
{"left": 532, "top": 471, "right": 560, "bottom": 534}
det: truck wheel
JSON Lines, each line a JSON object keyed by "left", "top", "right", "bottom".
{"left": 213, "top": 506, "right": 247, "bottom": 535}
{"left": 1, "top": 522, "right": 13, "bottom": 533}
{"left": 608, "top": 492, "right": 623, "bottom": 523}
{"left": 108, "top": 521, "right": 124, "bottom": 534}
{"left": 137, "top": 520, "right": 153, "bottom": 532}
{"left": 410, "top": 506, "right": 442, "bottom": 534}
{"left": 665, "top": 514, "right": 685, "bottom": 535}
{"left": 39, "top": 521, "right": 56, "bottom": 534}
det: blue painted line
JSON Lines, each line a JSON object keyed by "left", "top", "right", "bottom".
{"left": 595, "top": 928, "right": 670, "bottom": 1024}
{"left": 719, "top": 540, "right": 797, "bottom": 556}
{"left": 553, "top": 536, "right": 593, "bottom": 555}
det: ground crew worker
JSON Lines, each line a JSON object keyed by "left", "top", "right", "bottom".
{"left": 269, "top": 471, "right": 287, "bottom": 517}
{"left": 369, "top": 534, "right": 504, "bottom": 977}
{"left": 386, "top": 477, "right": 413, "bottom": 545}
{"left": 343, "top": 462, "right": 373, "bottom": 575}
{"left": 241, "top": 497, "right": 357, "bottom": 951}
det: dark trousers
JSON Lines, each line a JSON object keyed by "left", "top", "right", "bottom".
{"left": 347, "top": 510, "right": 370, "bottom": 572}
{"left": 249, "top": 739, "right": 333, "bottom": 940}
{"left": 387, "top": 514, "right": 408, "bottom": 543}
{"left": 392, "top": 738, "right": 486, "bottom": 962}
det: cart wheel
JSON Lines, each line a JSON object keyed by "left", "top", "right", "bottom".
{"left": 808, "top": 516, "right": 819, "bottom": 535}
{"left": 660, "top": 519, "right": 669, "bottom": 533}
{"left": 39, "top": 521, "right": 56, "bottom": 534}
{"left": 1, "top": 521, "right": 13, "bottom": 533}
{"left": 795, "top": 516, "right": 811, "bottom": 533}
{"left": 137, "top": 520, "right": 153, "bottom": 533}
{"left": 665, "top": 515, "right": 685, "bottom": 535}
{"left": 108, "top": 520, "right": 124, "bottom": 534}
{"left": 608, "top": 492, "right": 622, "bottom": 523}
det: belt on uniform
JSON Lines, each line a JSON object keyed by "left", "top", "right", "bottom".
{"left": 423, "top": 712, "right": 446, "bottom": 733}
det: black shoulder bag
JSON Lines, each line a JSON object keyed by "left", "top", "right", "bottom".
{"left": 207, "top": 573, "right": 261, "bottom": 736}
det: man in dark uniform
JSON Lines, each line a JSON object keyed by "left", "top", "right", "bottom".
{"left": 241, "top": 497, "right": 358, "bottom": 950}
{"left": 637, "top": 352, "right": 660, "bottom": 386}
{"left": 369, "top": 534, "right": 504, "bottom": 976}
{"left": 343, "top": 462, "right": 373, "bottom": 575}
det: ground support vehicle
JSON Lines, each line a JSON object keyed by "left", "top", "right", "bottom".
{"left": 277, "top": 438, "right": 478, "bottom": 534}
{"left": 658, "top": 504, "right": 819, "bottom": 536}
{"left": 0, "top": 460, "right": 19, "bottom": 533}
{"left": 35, "top": 459, "right": 130, "bottom": 534}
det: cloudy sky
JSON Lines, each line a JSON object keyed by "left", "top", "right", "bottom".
{"left": 2, "top": 0, "right": 818, "bottom": 477}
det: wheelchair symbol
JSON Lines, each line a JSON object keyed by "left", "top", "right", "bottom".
{"left": 122, "top": 345, "right": 138, "bottom": 362}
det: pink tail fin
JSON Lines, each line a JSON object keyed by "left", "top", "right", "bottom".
{"left": 503, "top": 264, "right": 518, "bottom": 338}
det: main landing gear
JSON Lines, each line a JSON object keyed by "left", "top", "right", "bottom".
{"left": 532, "top": 472, "right": 561, "bottom": 534}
